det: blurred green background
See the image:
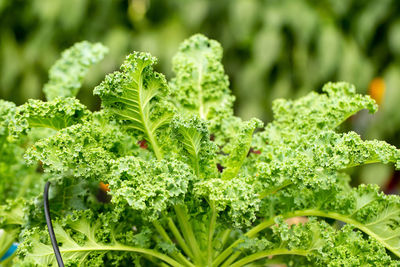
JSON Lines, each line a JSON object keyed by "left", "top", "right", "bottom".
{"left": 1, "top": 0, "right": 400, "bottom": 190}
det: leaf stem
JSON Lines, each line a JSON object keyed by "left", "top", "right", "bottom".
{"left": 218, "top": 207, "right": 400, "bottom": 265}
{"left": 174, "top": 205, "right": 203, "bottom": 264}
{"left": 38, "top": 244, "right": 182, "bottom": 267}
{"left": 212, "top": 217, "right": 275, "bottom": 266}
{"left": 213, "top": 229, "right": 231, "bottom": 259}
{"left": 345, "top": 158, "right": 381, "bottom": 169}
{"left": 207, "top": 203, "right": 217, "bottom": 266}
{"left": 229, "top": 248, "right": 309, "bottom": 267}
{"left": 167, "top": 217, "right": 194, "bottom": 259}
{"left": 152, "top": 221, "right": 194, "bottom": 267}
{"left": 281, "top": 209, "right": 400, "bottom": 258}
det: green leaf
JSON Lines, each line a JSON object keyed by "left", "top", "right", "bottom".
{"left": 170, "top": 34, "right": 244, "bottom": 149}
{"left": 319, "top": 225, "right": 400, "bottom": 267}
{"left": 227, "top": 219, "right": 399, "bottom": 267}
{"left": 253, "top": 82, "right": 400, "bottom": 192}
{"left": 0, "top": 100, "right": 45, "bottom": 201}
{"left": 94, "top": 52, "right": 173, "bottom": 160}
{"left": 269, "top": 82, "right": 377, "bottom": 133}
{"left": 0, "top": 199, "right": 24, "bottom": 227}
{"left": 261, "top": 184, "right": 400, "bottom": 258}
{"left": 18, "top": 211, "right": 180, "bottom": 267}
{"left": 24, "top": 114, "right": 140, "bottom": 179}
{"left": 171, "top": 115, "right": 217, "bottom": 178}
{"left": 222, "top": 118, "right": 263, "bottom": 180}
{"left": 0, "top": 100, "right": 16, "bottom": 150}
{"left": 10, "top": 98, "right": 90, "bottom": 137}
{"left": 170, "top": 34, "right": 234, "bottom": 122}
{"left": 108, "top": 157, "right": 195, "bottom": 221}
{"left": 44, "top": 41, "right": 108, "bottom": 101}
{"left": 194, "top": 177, "right": 260, "bottom": 227}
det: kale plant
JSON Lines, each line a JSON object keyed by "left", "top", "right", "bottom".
{"left": 1, "top": 35, "right": 400, "bottom": 266}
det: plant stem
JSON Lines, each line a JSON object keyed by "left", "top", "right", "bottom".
{"left": 212, "top": 217, "right": 275, "bottom": 266}
{"left": 218, "top": 207, "right": 400, "bottom": 265}
{"left": 213, "top": 229, "right": 231, "bottom": 259}
{"left": 152, "top": 221, "right": 195, "bottom": 267}
{"left": 220, "top": 252, "right": 238, "bottom": 267}
{"left": 282, "top": 209, "right": 400, "bottom": 258}
{"left": 167, "top": 217, "right": 194, "bottom": 259}
{"left": 174, "top": 205, "right": 203, "bottom": 264}
{"left": 215, "top": 183, "right": 297, "bottom": 265}
{"left": 207, "top": 204, "right": 217, "bottom": 266}
{"left": 38, "top": 244, "right": 182, "bottom": 267}
{"left": 345, "top": 158, "right": 381, "bottom": 169}
{"left": 229, "top": 248, "right": 309, "bottom": 267}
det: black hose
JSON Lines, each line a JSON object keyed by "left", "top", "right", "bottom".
{"left": 44, "top": 181, "right": 65, "bottom": 267}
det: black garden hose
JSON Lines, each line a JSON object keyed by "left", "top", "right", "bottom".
{"left": 44, "top": 181, "right": 64, "bottom": 267}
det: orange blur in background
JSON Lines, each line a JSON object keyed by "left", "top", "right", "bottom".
{"left": 368, "top": 78, "right": 386, "bottom": 105}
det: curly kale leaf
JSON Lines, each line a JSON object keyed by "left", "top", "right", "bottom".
{"left": 0, "top": 100, "right": 15, "bottom": 149}
{"left": 259, "top": 183, "right": 400, "bottom": 258}
{"left": 171, "top": 115, "right": 217, "bottom": 179}
{"left": 0, "top": 100, "right": 46, "bottom": 202}
{"left": 194, "top": 177, "right": 260, "bottom": 227}
{"left": 253, "top": 82, "right": 400, "bottom": 192}
{"left": 94, "top": 52, "right": 173, "bottom": 160}
{"left": 0, "top": 199, "right": 24, "bottom": 227}
{"left": 170, "top": 34, "right": 234, "bottom": 121}
{"left": 10, "top": 98, "right": 90, "bottom": 138}
{"left": 219, "top": 82, "right": 400, "bottom": 263}
{"left": 221, "top": 118, "right": 263, "bottom": 180}
{"left": 270, "top": 82, "right": 377, "bottom": 132}
{"left": 0, "top": 100, "right": 19, "bottom": 199}
{"left": 44, "top": 41, "right": 108, "bottom": 101}
{"left": 108, "top": 157, "right": 195, "bottom": 221}
{"left": 17, "top": 210, "right": 180, "bottom": 267}
{"left": 25, "top": 114, "right": 140, "bottom": 180}
{"left": 228, "top": 219, "right": 399, "bottom": 267}
{"left": 319, "top": 225, "right": 400, "bottom": 266}
{"left": 170, "top": 34, "right": 243, "bottom": 149}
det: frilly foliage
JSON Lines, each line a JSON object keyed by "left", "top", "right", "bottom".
{"left": 10, "top": 97, "right": 90, "bottom": 138}
{"left": 0, "top": 100, "right": 15, "bottom": 142}
{"left": 171, "top": 115, "right": 217, "bottom": 179}
{"left": 43, "top": 41, "right": 108, "bottom": 101}
{"left": 94, "top": 52, "right": 173, "bottom": 160}
{"left": 2, "top": 35, "right": 400, "bottom": 266}
{"left": 170, "top": 34, "right": 234, "bottom": 122}
{"left": 108, "top": 157, "right": 194, "bottom": 221}
{"left": 17, "top": 210, "right": 159, "bottom": 266}
{"left": 252, "top": 82, "right": 400, "bottom": 194}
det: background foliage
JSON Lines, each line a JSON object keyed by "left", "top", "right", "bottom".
{"left": 1, "top": 0, "right": 400, "bottom": 188}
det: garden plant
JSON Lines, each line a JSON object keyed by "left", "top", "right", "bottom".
{"left": 1, "top": 34, "right": 400, "bottom": 266}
